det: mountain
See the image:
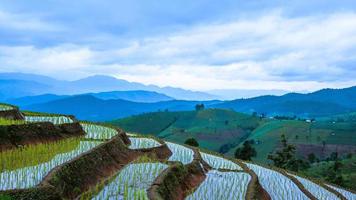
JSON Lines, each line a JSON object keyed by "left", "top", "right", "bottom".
{"left": 6, "top": 90, "right": 174, "bottom": 106}
{"left": 211, "top": 86, "right": 356, "bottom": 118}
{"left": 0, "top": 73, "right": 217, "bottom": 100}
{"left": 24, "top": 95, "right": 221, "bottom": 121}
{"left": 207, "top": 89, "right": 291, "bottom": 100}
{"left": 0, "top": 72, "right": 64, "bottom": 86}
{"left": 6, "top": 94, "right": 69, "bottom": 107}
{"left": 88, "top": 90, "right": 173, "bottom": 102}
{"left": 0, "top": 79, "right": 52, "bottom": 100}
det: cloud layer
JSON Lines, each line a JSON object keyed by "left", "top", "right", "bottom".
{"left": 0, "top": 1, "right": 356, "bottom": 91}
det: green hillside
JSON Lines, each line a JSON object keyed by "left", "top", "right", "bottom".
{"left": 227, "top": 119, "right": 356, "bottom": 163}
{"left": 111, "top": 109, "right": 356, "bottom": 164}
{"left": 110, "top": 109, "right": 262, "bottom": 152}
{"left": 300, "top": 156, "right": 356, "bottom": 190}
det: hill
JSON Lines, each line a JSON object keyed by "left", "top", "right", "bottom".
{"left": 1, "top": 104, "right": 354, "bottom": 199}
{"left": 211, "top": 86, "right": 356, "bottom": 118}
{"left": 23, "top": 95, "right": 220, "bottom": 121}
{"left": 111, "top": 109, "right": 262, "bottom": 152}
{"left": 111, "top": 109, "right": 356, "bottom": 163}
{"left": 228, "top": 119, "right": 356, "bottom": 163}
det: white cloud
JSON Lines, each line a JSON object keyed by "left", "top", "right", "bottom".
{"left": 1, "top": 11, "right": 356, "bottom": 91}
{"left": 0, "top": 45, "right": 93, "bottom": 79}
{"left": 0, "top": 10, "right": 61, "bottom": 31}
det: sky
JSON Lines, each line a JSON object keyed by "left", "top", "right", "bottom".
{"left": 0, "top": 0, "right": 356, "bottom": 92}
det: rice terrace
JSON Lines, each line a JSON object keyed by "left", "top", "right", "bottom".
{"left": 0, "top": 103, "right": 355, "bottom": 199}
{"left": 1, "top": 0, "right": 356, "bottom": 199}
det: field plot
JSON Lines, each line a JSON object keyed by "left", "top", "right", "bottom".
{"left": 166, "top": 142, "right": 194, "bottom": 164}
{"left": 327, "top": 185, "right": 356, "bottom": 200}
{"left": 186, "top": 170, "right": 250, "bottom": 200}
{"left": 0, "top": 141, "right": 101, "bottom": 190}
{"left": 129, "top": 137, "right": 161, "bottom": 149}
{"left": 0, "top": 118, "right": 25, "bottom": 126}
{"left": 289, "top": 174, "right": 339, "bottom": 200}
{"left": 0, "top": 138, "right": 80, "bottom": 172}
{"left": 81, "top": 123, "right": 118, "bottom": 140}
{"left": 201, "top": 152, "right": 242, "bottom": 170}
{"left": 25, "top": 115, "right": 73, "bottom": 124}
{"left": 92, "top": 162, "right": 168, "bottom": 200}
{"left": 0, "top": 104, "right": 13, "bottom": 111}
{"left": 245, "top": 163, "right": 309, "bottom": 200}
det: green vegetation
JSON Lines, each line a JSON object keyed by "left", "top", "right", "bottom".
{"left": 184, "top": 138, "right": 199, "bottom": 147}
{"left": 22, "top": 110, "right": 68, "bottom": 117}
{"left": 268, "top": 134, "right": 309, "bottom": 171}
{"left": 0, "top": 137, "right": 80, "bottom": 171}
{"left": 300, "top": 155, "right": 356, "bottom": 191}
{"left": 234, "top": 140, "right": 256, "bottom": 161}
{"left": 0, "top": 103, "right": 16, "bottom": 111}
{"left": 0, "top": 118, "right": 26, "bottom": 126}
{"left": 229, "top": 119, "right": 356, "bottom": 163}
{"left": 110, "top": 109, "right": 262, "bottom": 153}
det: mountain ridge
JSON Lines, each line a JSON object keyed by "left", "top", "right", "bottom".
{"left": 0, "top": 72, "right": 217, "bottom": 100}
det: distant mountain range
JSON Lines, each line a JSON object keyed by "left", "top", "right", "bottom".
{"left": 212, "top": 86, "right": 356, "bottom": 118}
{"left": 10, "top": 86, "right": 354, "bottom": 121}
{"left": 6, "top": 90, "right": 174, "bottom": 107}
{"left": 22, "top": 95, "right": 220, "bottom": 121}
{"left": 1, "top": 72, "right": 355, "bottom": 120}
{"left": 0, "top": 72, "right": 217, "bottom": 100}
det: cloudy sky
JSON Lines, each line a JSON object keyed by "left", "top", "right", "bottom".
{"left": 0, "top": 0, "right": 356, "bottom": 92}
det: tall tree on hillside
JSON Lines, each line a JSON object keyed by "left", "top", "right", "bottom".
{"left": 195, "top": 104, "right": 205, "bottom": 111}
{"left": 184, "top": 138, "right": 199, "bottom": 147}
{"left": 325, "top": 152, "right": 345, "bottom": 186}
{"left": 268, "top": 134, "right": 308, "bottom": 171}
{"left": 235, "top": 140, "right": 257, "bottom": 161}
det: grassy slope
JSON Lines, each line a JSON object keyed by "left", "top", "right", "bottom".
{"left": 110, "top": 109, "right": 262, "bottom": 152}
{"left": 228, "top": 119, "right": 356, "bottom": 163}
{"left": 112, "top": 109, "right": 356, "bottom": 165}
{"left": 300, "top": 156, "right": 356, "bottom": 191}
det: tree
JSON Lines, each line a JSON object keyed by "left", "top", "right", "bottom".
{"left": 184, "top": 138, "right": 199, "bottom": 147}
{"left": 325, "top": 153, "right": 345, "bottom": 186}
{"left": 268, "top": 134, "right": 308, "bottom": 171}
{"left": 252, "top": 112, "right": 257, "bottom": 117}
{"left": 307, "top": 153, "right": 317, "bottom": 163}
{"left": 195, "top": 104, "right": 205, "bottom": 111}
{"left": 235, "top": 140, "right": 257, "bottom": 161}
{"left": 329, "top": 152, "right": 338, "bottom": 161}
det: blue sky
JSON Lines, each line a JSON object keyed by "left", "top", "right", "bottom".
{"left": 0, "top": 0, "right": 356, "bottom": 91}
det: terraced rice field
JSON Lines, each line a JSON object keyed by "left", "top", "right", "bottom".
{"left": 25, "top": 115, "right": 73, "bottom": 124}
{"left": 245, "top": 163, "right": 309, "bottom": 200}
{"left": 128, "top": 137, "right": 161, "bottom": 149}
{"left": 92, "top": 162, "right": 168, "bottom": 200}
{"left": 201, "top": 152, "right": 242, "bottom": 170}
{"left": 1, "top": 106, "right": 355, "bottom": 200}
{"left": 0, "top": 104, "right": 13, "bottom": 111}
{"left": 166, "top": 142, "right": 194, "bottom": 164}
{"left": 289, "top": 174, "right": 339, "bottom": 200}
{"left": 81, "top": 123, "right": 118, "bottom": 140}
{"left": 0, "top": 141, "right": 101, "bottom": 190}
{"left": 327, "top": 185, "right": 356, "bottom": 200}
{"left": 186, "top": 170, "right": 250, "bottom": 200}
